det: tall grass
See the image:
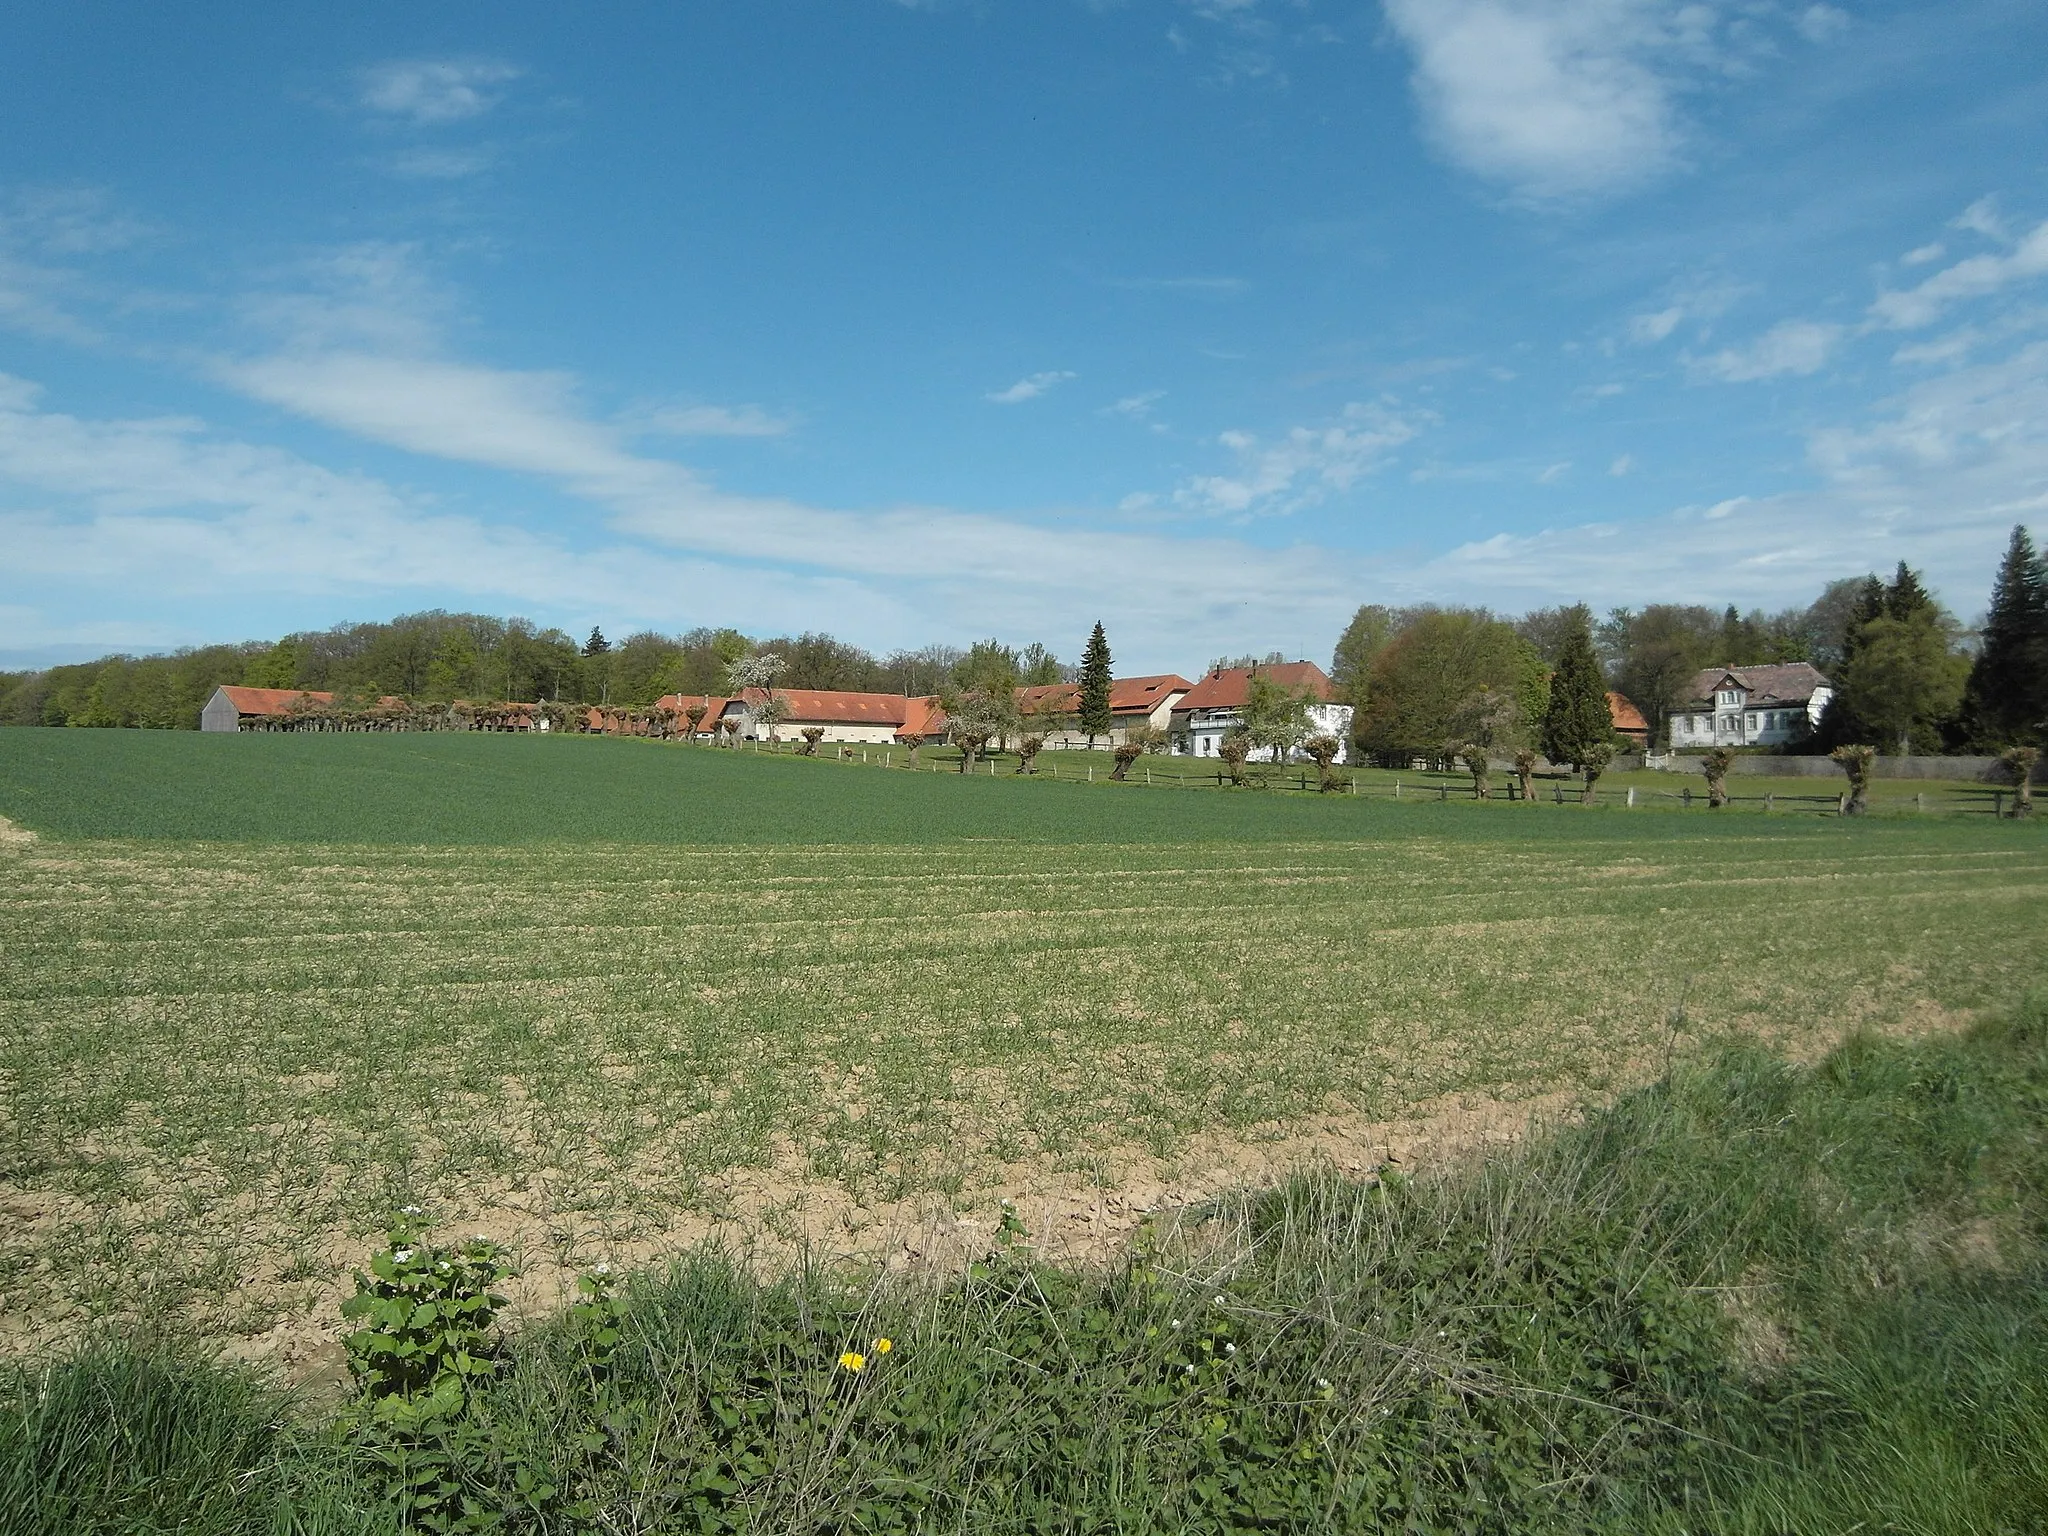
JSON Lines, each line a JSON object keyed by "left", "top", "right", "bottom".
{"left": 7, "top": 997, "right": 2044, "bottom": 1533}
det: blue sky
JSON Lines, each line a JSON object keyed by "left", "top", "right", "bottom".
{"left": 2, "top": 0, "right": 2045, "bottom": 673}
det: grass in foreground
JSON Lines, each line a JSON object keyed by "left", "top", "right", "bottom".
{"left": 7, "top": 999, "right": 2046, "bottom": 1534}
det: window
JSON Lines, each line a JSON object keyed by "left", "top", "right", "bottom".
{"left": 1746, "top": 713, "right": 1757, "bottom": 731}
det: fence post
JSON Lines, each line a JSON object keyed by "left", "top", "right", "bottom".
{"left": 1916, "top": 792, "right": 1925, "bottom": 813}
{"left": 1995, "top": 790, "right": 2005, "bottom": 818}
{"left": 1554, "top": 782, "right": 1563, "bottom": 805}
{"left": 1438, "top": 781, "right": 1447, "bottom": 800}
{"left": 1765, "top": 792, "right": 1773, "bottom": 812}
{"left": 1088, "top": 766, "right": 1093, "bottom": 783}
{"left": 1683, "top": 787, "right": 1692, "bottom": 808}
{"left": 1394, "top": 780, "right": 1401, "bottom": 799}
{"left": 1626, "top": 787, "right": 1636, "bottom": 808}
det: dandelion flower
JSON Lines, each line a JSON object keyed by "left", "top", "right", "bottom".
{"left": 839, "top": 1351, "right": 867, "bottom": 1372}
{"left": 873, "top": 1337, "right": 892, "bottom": 1355}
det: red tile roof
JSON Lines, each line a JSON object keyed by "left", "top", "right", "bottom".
{"left": 657, "top": 695, "right": 736, "bottom": 731}
{"left": 1177, "top": 661, "right": 1336, "bottom": 711}
{"left": 217, "top": 686, "right": 405, "bottom": 715}
{"left": 898, "top": 696, "right": 947, "bottom": 739}
{"left": 1607, "top": 692, "right": 1648, "bottom": 734}
{"left": 1016, "top": 674, "right": 1192, "bottom": 720}
{"left": 218, "top": 686, "right": 334, "bottom": 715}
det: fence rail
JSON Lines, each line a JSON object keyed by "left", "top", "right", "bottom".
{"left": 727, "top": 739, "right": 2032, "bottom": 818}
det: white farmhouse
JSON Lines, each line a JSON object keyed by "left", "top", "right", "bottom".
{"left": 1172, "top": 661, "right": 1353, "bottom": 762}
{"left": 1667, "top": 663, "right": 1833, "bottom": 750}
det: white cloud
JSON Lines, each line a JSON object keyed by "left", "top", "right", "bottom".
{"left": 1104, "top": 390, "right": 1166, "bottom": 421}
{"left": 1409, "top": 342, "right": 2048, "bottom": 613}
{"left": 627, "top": 404, "right": 793, "bottom": 438}
{"left": 1380, "top": 0, "right": 1687, "bottom": 199}
{"left": 1901, "top": 242, "right": 1946, "bottom": 267}
{"left": 358, "top": 59, "right": 523, "bottom": 125}
{"left": 1609, "top": 454, "right": 1633, "bottom": 476}
{"left": 1868, "top": 220, "right": 2048, "bottom": 330}
{"left": 1629, "top": 306, "right": 1683, "bottom": 343}
{"left": 1171, "top": 401, "right": 1427, "bottom": 517}
{"left": 1952, "top": 196, "right": 2007, "bottom": 242}
{"left": 1691, "top": 319, "right": 1842, "bottom": 381}
{"left": 388, "top": 147, "right": 497, "bottom": 180}
{"left": 1538, "top": 461, "right": 1572, "bottom": 483}
{"left": 1796, "top": 5, "right": 1848, "bottom": 43}
{"left": 985, "top": 370, "right": 1075, "bottom": 404}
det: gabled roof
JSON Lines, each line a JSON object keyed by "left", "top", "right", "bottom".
{"left": 1679, "top": 662, "right": 1832, "bottom": 709}
{"left": 1607, "top": 692, "right": 1648, "bottom": 734}
{"left": 215, "top": 686, "right": 404, "bottom": 715}
{"left": 657, "top": 694, "right": 739, "bottom": 729}
{"left": 898, "top": 695, "right": 947, "bottom": 739}
{"left": 1015, "top": 673, "right": 1193, "bottom": 720}
{"left": 1177, "top": 661, "right": 1336, "bottom": 712}
{"left": 756, "top": 688, "right": 912, "bottom": 725}
{"left": 216, "top": 685, "right": 334, "bottom": 715}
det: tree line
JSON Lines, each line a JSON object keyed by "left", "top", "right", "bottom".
{"left": 1327, "top": 525, "right": 2047, "bottom": 757}
{"left": 0, "top": 614, "right": 1075, "bottom": 732}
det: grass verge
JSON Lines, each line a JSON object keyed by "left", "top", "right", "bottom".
{"left": 7, "top": 996, "right": 2045, "bottom": 1534}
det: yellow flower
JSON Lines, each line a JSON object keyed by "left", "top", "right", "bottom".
{"left": 839, "top": 1351, "right": 867, "bottom": 1372}
{"left": 873, "top": 1337, "right": 892, "bottom": 1355}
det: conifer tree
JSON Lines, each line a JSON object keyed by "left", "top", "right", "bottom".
{"left": 1963, "top": 525, "right": 2048, "bottom": 747}
{"left": 1884, "top": 561, "right": 1934, "bottom": 620}
{"left": 1077, "top": 622, "right": 1114, "bottom": 749}
{"left": 1540, "top": 611, "right": 1612, "bottom": 769}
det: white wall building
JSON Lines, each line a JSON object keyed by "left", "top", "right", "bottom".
{"left": 1171, "top": 661, "right": 1353, "bottom": 763}
{"left": 1667, "top": 663, "right": 1833, "bottom": 750}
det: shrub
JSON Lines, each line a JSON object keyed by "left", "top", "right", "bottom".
{"left": 1701, "top": 747, "right": 1736, "bottom": 809}
{"left": 1831, "top": 743, "right": 1875, "bottom": 814}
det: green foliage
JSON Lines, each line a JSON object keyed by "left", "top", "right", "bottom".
{"left": 1540, "top": 611, "right": 1611, "bottom": 769}
{"left": 1700, "top": 747, "right": 1735, "bottom": 808}
{"left": 1837, "top": 607, "right": 1969, "bottom": 755}
{"left": 1355, "top": 610, "right": 1540, "bottom": 761}
{"left": 1241, "top": 669, "right": 1313, "bottom": 763}
{"left": 1329, "top": 604, "right": 1397, "bottom": 704}
{"left": 1831, "top": 743, "right": 1876, "bottom": 814}
{"left": 1962, "top": 524, "right": 2048, "bottom": 748}
{"left": 1077, "top": 621, "right": 1114, "bottom": 745}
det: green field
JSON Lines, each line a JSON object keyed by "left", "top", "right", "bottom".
{"left": 2, "top": 728, "right": 2045, "bottom": 1363}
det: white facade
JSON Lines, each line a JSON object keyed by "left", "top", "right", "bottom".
{"left": 1667, "top": 668, "right": 1832, "bottom": 750}
{"left": 1181, "top": 702, "right": 1354, "bottom": 763}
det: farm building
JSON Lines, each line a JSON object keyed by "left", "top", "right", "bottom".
{"left": 200, "top": 686, "right": 400, "bottom": 731}
{"left": 1172, "top": 662, "right": 1353, "bottom": 763}
{"left": 1608, "top": 692, "right": 1649, "bottom": 748}
{"left": 1014, "top": 674, "right": 1194, "bottom": 748}
{"left": 1667, "top": 663, "right": 1833, "bottom": 750}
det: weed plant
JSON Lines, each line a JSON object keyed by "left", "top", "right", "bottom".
{"left": 5, "top": 998, "right": 2045, "bottom": 1533}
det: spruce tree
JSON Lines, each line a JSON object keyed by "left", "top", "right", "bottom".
{"left": 1077, "top": 621, "right": 1114, "bottom": 749}
{"left": 1884, "top": 561, "right": 1935, "bottom": 620}
{"left": 1540, "top": 611, "right": 1612, "bottom": 769}
{"left": 1963, "top": 525, "right": 2048, "bottom": 746}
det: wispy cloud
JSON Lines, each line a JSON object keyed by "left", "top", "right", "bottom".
{"left": 387, "top": 147, "right": 497, "bottom": 180}
{"left": 1868, "top": 219, "right": 2048, "bottom": 330}
{"left": 1103, "top": 390, "right": 1165, "bottom": 421}
{"left": 626, "top": 403, "right": 794, "bottom": 438}
{"left": 1170, "top": 401, "right": 1428, "bottom": 517}
{"left": 1101, "top": 274, "right": 1249, "bottom": 295}
{"left": 1691, "top": 319, "right": 1843, "bottom": 381}
{"left": 985, "top": 370, "right": 1075, "bottom": 404}
{"left": 358, "top": 59, "right": 523, "bottom": 125}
